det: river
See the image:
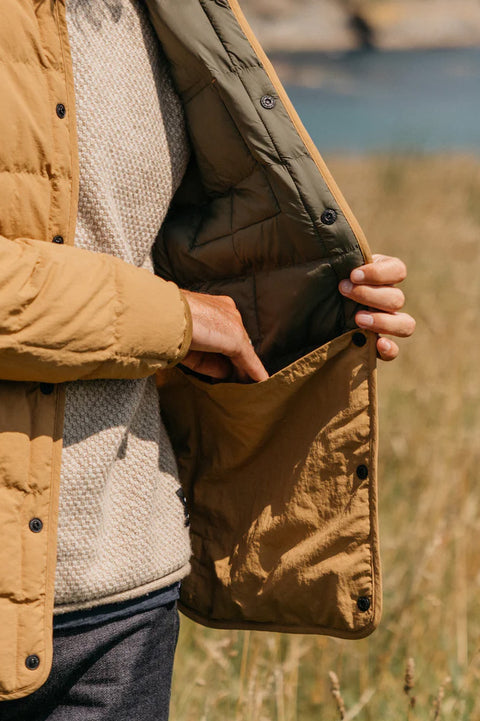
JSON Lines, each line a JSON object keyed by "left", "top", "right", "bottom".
{"left": 278, "top": 47, "right": 480, "bottom": 153}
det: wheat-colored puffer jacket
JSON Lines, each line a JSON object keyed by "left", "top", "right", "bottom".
{"left": 0, "top": 0, "right": 380, "bottom": 702}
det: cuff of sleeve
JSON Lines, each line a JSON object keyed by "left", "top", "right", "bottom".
{"left": 115, "top": 263, "right": 191, "bottom": 369}
{"left": 174, "top": 291, "right": 193, "bottom": 364}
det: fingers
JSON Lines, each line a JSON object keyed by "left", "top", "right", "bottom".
{"left": 181, "top": 350, "right": 233, "bottom": 380}
{"left": 338, "top": 253, "right": 414, "bottom": 364}
{"left": 230, "top": 339, "right": 269, "bottom": 383}
{"left": 376, "top": 336, "right": 400, "bottom": 362}
{"left": 355, "top": 310, "right": 416, "bottom": 337}
{"left": 182, "top": 290, "right": 269, "bottom": 383}
{"left": 210, "top": 302, "right": 268, "bottom": 381}
{"left": 339, "top": 279, "right": 405, "bottom": 312}
{"left": 350, "top": 254, "right": 407, "bottom": 286}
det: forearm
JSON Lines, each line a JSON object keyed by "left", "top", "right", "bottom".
{"left": 0, "top": 235, "right": 191, "bottom": 382}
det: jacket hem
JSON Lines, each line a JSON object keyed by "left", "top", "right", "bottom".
{"left": 178, "top": 601, "right": 381, "bottom": 640}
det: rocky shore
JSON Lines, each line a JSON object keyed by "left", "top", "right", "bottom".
{"left": 240, "top": 0, "right": 480, "bottom": 53}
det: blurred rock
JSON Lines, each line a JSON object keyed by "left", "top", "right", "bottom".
{"left": 239, "top": 0, "right": 480, "bottom": 52}
{"left": 363, "top": 0, "right": 480, "bottom": 50}
{"left": 240, "top": 0, "right": 356, "bottom": 53}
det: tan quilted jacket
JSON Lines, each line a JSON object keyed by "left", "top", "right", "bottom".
{"left": 0, "top": 0, "right": 380, "bottom": 702}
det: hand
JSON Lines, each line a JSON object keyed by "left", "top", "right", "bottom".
{"left": 181, "top": 290, "right": 269, "bottom": 382}
{"left": 338, "top": 254, "right": 416, "bottom": 361}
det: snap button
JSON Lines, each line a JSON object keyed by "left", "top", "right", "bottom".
{"left": 52, "top": 235, "right": 64, "bottom": 244}
{"left": 352, "top": 332, "right": 367, "bottom": 347}
{"left": 25, "top": 654, "right": 40, "bottom": 670}
{"left": 321, "top": 208, "right": 337, "bottom": 225}
{"left": 356, "top": 464, "right": 369, "bottom": 480}
{"left": 56, "top": 103, "right": 66, "bottom": 119}
{"left": 29, "top": 518, "right": 43, "bottom": 533}
{"left": 176, "top": 488, "right": 190, "bottom": 527}
{"left": 357, "top": 597, "right": 371, "bottom": 612}
{"left": 39, "top": 383, "right": 55, "bottom": 395}
{"left": 260, "top": 94, "right": 276, "bottom": 110}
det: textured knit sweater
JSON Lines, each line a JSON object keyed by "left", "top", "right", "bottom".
{"left": 54, "top": 0, "right": 191, "bottom": 613}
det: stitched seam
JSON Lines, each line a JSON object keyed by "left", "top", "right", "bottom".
{"left": 0, "top": 341, "right": 169, "bottom": 364}
{"left": 0, "top": 169, "right": 62, "bottom": 178}
{"left": 194, "top": 209, "right": 281, "bottom": 248}
{"left": 183, "top": 78, "right": 217, "bottom": 105}
{"left": 181, "top": 64, "right": 290, "bottom": 106}
{"left": 56, "top": 0, "right": 77, "bottom": 246}
{"left": 186, "top": 247, "right": 360, "bottom": 287}
{"left": 42, "top": 388, "right": 61, "bottom": 688}
{"left": 213, "top": 63, "right": 265, "bottom": 77}
{"left": 40, "top": 30, "right": 57, "bottom": 244}
{"left": 261, "top": 152, "right": 312, "bottom": 166}
{"left": 366, "top": 338, "right": 380, "bottom": 624}
{"left": 210, "top": 160, "right": 258, "bottom": 192}
{"left": 0, "top": 57, "right": 62, "bottom": 69}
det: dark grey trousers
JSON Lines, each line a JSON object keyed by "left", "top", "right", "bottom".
{"left": 0, "top": 601, "right": 179, "bottom": 721}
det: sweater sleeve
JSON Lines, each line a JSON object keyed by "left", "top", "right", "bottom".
{"left": 0, "top": 234, "right": 192, "bottom": 382}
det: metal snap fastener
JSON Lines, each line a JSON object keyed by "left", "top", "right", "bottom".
{"left": 357, "top": 596, "right": 371, "bottom": 612}
{"left": 356, "top": 464, "right": 369, "bottom": 480}
{"left": 29, "top": 518, "right": 43, "bottom": 533}
{"left": 25, "top": 654, "right": 40, "bottom": 670}
{"left": 260, "top": 94, "right": 276, "bottom": 110}
{"left": 56, "top": 103, "right": 66, "bottom": 119}
{"left": 352, "top": 332, "right": 367, "bottom": 347}
{"left": 52, "top": 235, "right": 64, "bottom": 244}
{"left": 176, "top": 488, "right": 190, "bottom": 527}
{"left": 39, "top": 383, "right": 55, "bottom": 395}
{"left": 321, "top": 208, "right": 337, "bottom": 225}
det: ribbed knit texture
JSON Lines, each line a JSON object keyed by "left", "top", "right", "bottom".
{"left": 55, "top": 0, "right": 191, "bottom": 612}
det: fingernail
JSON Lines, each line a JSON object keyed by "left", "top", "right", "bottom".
{"left": 340, "top": 280, "right": 353, "bottom": 293}
{"left": 356, "top": 312, "right": 374, "bottom": 327}
{"left": 379, "top": 338, "right": 391, "bottom": 350}
{"left": 351, "top": 269, "right": 365, "bottom": 283}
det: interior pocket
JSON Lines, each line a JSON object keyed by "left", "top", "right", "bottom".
{"left": 157, "top": 329, "right": 380, "bottom": 638}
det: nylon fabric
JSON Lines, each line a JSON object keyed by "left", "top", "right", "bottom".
{"left": 158, "top": 330, "right": 380, "bottom": 637}
{"left": 0, "top": 0, "right": 379, "bottom": 702}
{"left": 0, "top": 0, "right": 190, "bottom": 702}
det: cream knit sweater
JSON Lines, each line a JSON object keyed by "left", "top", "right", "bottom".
{"left": 54, "top": 0, "right": 191, "bottom": 613}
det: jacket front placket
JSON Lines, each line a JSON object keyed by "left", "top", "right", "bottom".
{"left": 0, "top": 0, "right": 79, "bottom": 701}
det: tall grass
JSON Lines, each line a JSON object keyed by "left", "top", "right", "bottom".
{"left": 170, "top": 154, "right": 480, "bottom": 720}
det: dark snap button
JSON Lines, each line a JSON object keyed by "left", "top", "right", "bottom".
{"left": 260, "top": 94, "right": 276, "bottom": 110}
{"left": 321, "top": 208, "right": 337, "bottom": 225}
{"left": 56, "top": 103, "right": 66, "bottom": 119}
{"left": 29, "top": 518, "right": 43, "bottom": 533}
{"left": 357, "top": 596, "right": 371, "bottom": 612}
{"left": 356, "top": 464, "right": 369, "bottom": 480}
{"left": 352, "top": 332, "right": 367, "bottom": 347}
{"left": 25, "top": 655, "right": 40, "bottom": 670}
{"left": 176, "top": 488, "right": 190, "bottom": 527}
{"left": 52, "top": 235, "right": 64, "bottom": 244}
{"left": 39, "top": 383, "right": 55, "bottom": 396}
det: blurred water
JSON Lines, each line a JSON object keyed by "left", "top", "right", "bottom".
{"left": 280, "top": 47, "right": 480, "bottom": 152}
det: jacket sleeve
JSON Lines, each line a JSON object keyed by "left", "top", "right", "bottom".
{"left": 0, "top": 234, "right": 192, "bottom": 382}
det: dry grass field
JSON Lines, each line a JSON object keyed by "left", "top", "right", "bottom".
{"left": 170, "top": 154, "right": 480, "bottom": 720}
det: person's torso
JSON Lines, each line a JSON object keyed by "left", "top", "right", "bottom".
{"left": 55, "top": 0, "right": 192, "bottom": 612}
